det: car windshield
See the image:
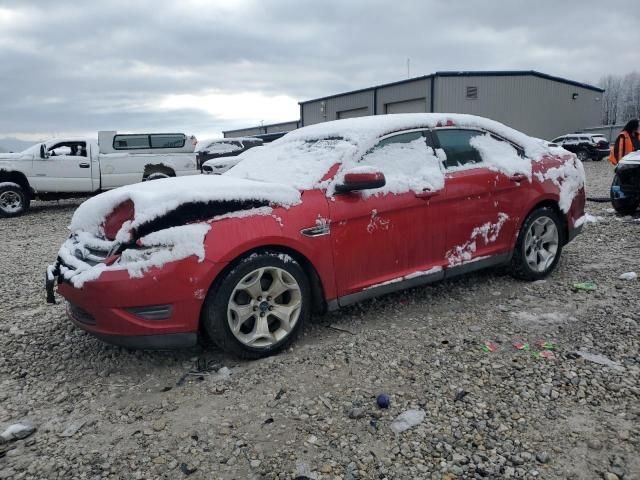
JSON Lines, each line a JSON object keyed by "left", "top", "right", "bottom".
{"left": 226, "top": 136, "right": 356, "bottom": 190}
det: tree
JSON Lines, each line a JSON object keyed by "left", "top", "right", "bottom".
{"left": 599, "top": 71, "right": 640, "bottom": 125}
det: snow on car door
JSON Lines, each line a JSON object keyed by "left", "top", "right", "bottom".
{"left": 329, "top": 130, "right": 447, "bottom": 299}
{"left": 434, "top": 129, "right": 509, "bottom": 267}
{"left": 32, "top": 141, "right": 93, "bottom": 192}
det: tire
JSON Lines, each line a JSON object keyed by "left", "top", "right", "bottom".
{"left": 576, "top": 149, "right": 589, "bottom": 162}
{"left": 510, "top": 207, "right": 564, "bottom": 281}
{"left": 202, "top": 252, "right": 310, "bottom": 359}
{"left": 610, "top": 173, "right": 639, "bottom": 215}
{"left": 0, "top": 183, "right": 28, "bottom": 217}
{"left": 143, "top": 167, "right": 174, "bottom": 181}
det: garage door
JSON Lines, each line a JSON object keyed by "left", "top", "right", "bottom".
{"left": 337, "top": 107, "right": 369, "bottom": 119}
{"left": 385, "top": 98, "right": 426, "bottom": 114}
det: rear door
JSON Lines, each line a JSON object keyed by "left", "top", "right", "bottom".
{"left": 31, "top": 141, "right": 93, "bottom": 192}
{"left": 433, "top": 129, "right": 509, "bottom": 266}
{"left": 329, "top": 130, "right": 447, "bottom": 299}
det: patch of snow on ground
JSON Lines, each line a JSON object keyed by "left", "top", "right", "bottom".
{"left": 619, "top": 272, "right": 637, "bottom": 280}
{"left": 575, "top": 351, "right": 625, "bottom": 371}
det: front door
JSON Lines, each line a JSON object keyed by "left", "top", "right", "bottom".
{"left": 31, "top": 141, "right": 93, "bottom": 192}
{"left": 432, "top": 128, "right": 508, "bottom": 267}
{"left": 329, "top": 130, "right": 447, "bottom": 299}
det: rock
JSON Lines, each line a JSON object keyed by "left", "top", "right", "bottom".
{"left": 250, "top": 459, "right": 261, "bottom": 468}
{"left": 587, "top": 438, "right": 603, "bottom": 450}
{"left": 536, "top": 452, "right": 550, "bottom": 464}
{"left": 152, "top": 420, "right": 166, "bottom": 432}
{"left": 603, "top": 473, "right": 619, "bottom": 480}
{"left": 60, "top": 419, "right": 87, "bottom": 437}
{"left": 348, "top": 407, "right": 366, "bottom": 419}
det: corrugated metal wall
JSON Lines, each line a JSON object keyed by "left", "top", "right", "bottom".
{"left": 376, "top": 78, "right": 431, "bottom": 114}
{"left": 581, "top": 124, "right": 624, "bottom": 142}
{"left": 435, "top": 75, "right": 602, "bottom": 140}
{"left": 223, "top": 120, "right": 299, "bottom": 138}
{"left": 302, "top": 90, "right": 375, "bottom": 125}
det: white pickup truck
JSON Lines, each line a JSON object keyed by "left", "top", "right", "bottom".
{"left": 0, "top": 131, "right": 198, "bottom": 217}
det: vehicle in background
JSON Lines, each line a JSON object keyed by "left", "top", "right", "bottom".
{"left": 47, "top": 113, "right": 585, "bottom": 359}
{"left": 551, "top": 133, "right": 609, "bottom": 161}
{"left": 197, "top": 137, "right": 263, "bottom": 173}
{"left": 0, "top": 132, "right": 198, "bottom": 217}
{"left": 611, "top": 151, "right": 640, "bottom": 214}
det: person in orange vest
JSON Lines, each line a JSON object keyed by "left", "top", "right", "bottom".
{"left": 609, "top": 119, "right": 640, "bottom": 165}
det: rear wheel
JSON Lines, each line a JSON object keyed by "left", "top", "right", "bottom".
{"left": 0, "top": 183, "right": 28, "bottom": 217}
{"left": 511, "top": 207, "right": 563, "bottom": 280}
{"left": 202, "top": 252, "right": 310, "bottom": 359}
{"left": 576, "top": 149, "right": 589, "bottom": 162}
{"left": 142, "top": 166, "right": 175, "bottom": 181}
{"left": 611, "top": 173, "right": 639, "bottom": 215}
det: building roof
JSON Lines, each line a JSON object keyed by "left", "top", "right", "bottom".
{"left": 222, "top": 120, "right": 299, "bottom": 135}
{"left": 299, "top": 70, "right": 604, "bottom": 104}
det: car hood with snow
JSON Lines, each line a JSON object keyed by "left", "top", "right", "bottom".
{"left": 52, "top": 175, "right": 301, "bottom": 288}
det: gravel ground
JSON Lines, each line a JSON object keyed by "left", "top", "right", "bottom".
{"left": 1, "top": 160, "right": 639, "bottom": 480}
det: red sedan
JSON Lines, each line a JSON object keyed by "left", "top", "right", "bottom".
{"left": 47, "top": 114, "right": 586, "bottom": 358}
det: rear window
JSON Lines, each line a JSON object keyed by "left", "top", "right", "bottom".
{"left": 113, "top": 134, "right": 186, "bottom": 150}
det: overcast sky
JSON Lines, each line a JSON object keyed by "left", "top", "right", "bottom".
{"left": 1, "top": 0, "right": 638, "bottom": 141}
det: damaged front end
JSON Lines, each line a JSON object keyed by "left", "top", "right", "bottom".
{"left": 46, "top": 198, "right": 269, "bottom": 304}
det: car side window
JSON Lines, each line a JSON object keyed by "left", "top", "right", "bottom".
{"left": 359, "top": 131, "right": 435, "bottom": 178}
{"left": 434, "top": 129, "right": 483, "bottom": 168}
{"left": 48, "top": 142, "right": 87, "bottom": 157}
{"left": 552, "top": 137, "right": 564, "bottom": 144}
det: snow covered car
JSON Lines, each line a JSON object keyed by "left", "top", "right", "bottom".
{"left": 46, "top": 114, "right": 586, "bottom": 358}
{"left": 610, "top": 151, "right": 640, "bottom": 214}
{"left": 196, "top": 137, "right": 263, "bottom": 173}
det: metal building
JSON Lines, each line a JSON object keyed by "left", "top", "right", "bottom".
{"left": 299, "top": 71, "right": 603, "bottom": 140}
{"left": 223, "top": 120, "right": 299, "bottom": 142}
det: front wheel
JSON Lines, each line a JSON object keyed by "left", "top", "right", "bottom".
{"left": 202, "top": 252, "right": 310, "bottom": 359}
{"left": 511, "top": 207, "right": 563, "bottom": 281}
{"left": 0, "top": 183, "right": 28, "bottom": 218}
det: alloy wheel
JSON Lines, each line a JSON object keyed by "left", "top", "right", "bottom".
{"left": 227, "top": 266, "right": 302, "bottom": 348}
{"left": 524, "top": 216, "right": 559, "bottom": 273}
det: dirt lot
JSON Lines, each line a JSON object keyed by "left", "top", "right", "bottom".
{"left": 1, "top": 160, "right": 638, "bottom": 480}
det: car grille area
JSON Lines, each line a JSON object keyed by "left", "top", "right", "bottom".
{"left": 67, "top": 302, "right": 96, "bottom": 325}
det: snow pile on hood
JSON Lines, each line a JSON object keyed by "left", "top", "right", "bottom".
{"left": 58, "top": 224, "right": 211, "bottom": 288}
{"left": 70, "top": 175, "right": 300, "bottom": 238}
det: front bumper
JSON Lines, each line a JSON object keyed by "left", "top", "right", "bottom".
{"left": 47, "top": 254, "right": 223, "bottom": 349}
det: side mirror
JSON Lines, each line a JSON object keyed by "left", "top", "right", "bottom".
{"left": 335, "top": 169, "right": 386, "bottom": 193}
{"left": 39, "top": 144, "right": 49, "bottom": 159}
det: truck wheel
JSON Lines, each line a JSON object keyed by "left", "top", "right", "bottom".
{"left": 143, "top": 166, "right": 175, "bottom": 181}
{"left": 611, "top": 174, "right": 639, "bottom": 215}
{"left": 0, "top": 183, "right": 28, "bottom": 217}
{"left": 510, "top": 207, "right": 564, "bottom": 281}
{"left": 201, "top": 252, "right": 310, "bottom": 359}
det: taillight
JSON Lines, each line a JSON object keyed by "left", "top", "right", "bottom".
{"left": 103, "top": 200, "right": 135, "bottom": 240}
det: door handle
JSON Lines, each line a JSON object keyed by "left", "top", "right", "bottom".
{"left": 79, "top": 162, "right": 90, "bottom": 168}
{"left": 509, "top": 173, "right": 527, "bottom": 182}
{"left": 415, "top": 189, "right": 440, "bottom": 199}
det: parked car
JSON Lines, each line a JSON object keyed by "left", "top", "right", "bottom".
{"left": 47, "top": 114, "right": 585, "bottom": 358}
{"left": 0, "top": 131, "right": 198, "bottom": 217}
{"left": 611, "top": 151, "right": 640, "bottom": 214}
{"left": 550, "top": 133, "right": 609, "bottom": 161}
{"left": 197, "top": 137, "right": 263, "bottom": 173}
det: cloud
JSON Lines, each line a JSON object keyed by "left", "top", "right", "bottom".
{"left": 0, "top": 0, "right": 638, "bottom": 139}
